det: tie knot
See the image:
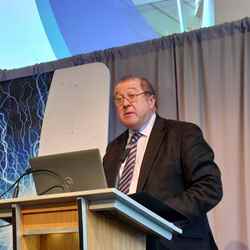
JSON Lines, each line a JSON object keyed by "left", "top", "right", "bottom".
{"left": 130, "top": 131, "right": 142, "bottom": 144}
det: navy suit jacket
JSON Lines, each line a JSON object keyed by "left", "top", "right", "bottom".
{"left": 103, "top": 115, "right": 223, "bottom": 250}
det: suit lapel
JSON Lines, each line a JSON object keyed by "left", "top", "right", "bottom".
{"left": 107, "top": 131, "right": 128, "bottom": 187}
{"left": 136, "top": 116, "right": 167, "bottom": 192}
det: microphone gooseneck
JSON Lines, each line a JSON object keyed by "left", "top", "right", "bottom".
{"left": 0, "top": 168, "right": 65, "bottom": 199}
{"left": 120, "top": 144, "right": 132, "bottom": 163}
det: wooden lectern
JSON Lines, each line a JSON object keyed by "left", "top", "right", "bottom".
{"left": 0, "top": 188, "right": 182, "bottom": 250}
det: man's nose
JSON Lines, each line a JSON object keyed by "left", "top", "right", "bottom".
{"left": 122, "top": 97, "right": 131, "bottom": 107}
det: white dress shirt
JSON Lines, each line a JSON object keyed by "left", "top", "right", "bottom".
{"left": 119, "top": 112, "right": 156, "bottom": 194}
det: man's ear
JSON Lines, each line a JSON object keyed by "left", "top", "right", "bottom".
{"left": 148, "top": 95, "right": 156, "bottom": 109}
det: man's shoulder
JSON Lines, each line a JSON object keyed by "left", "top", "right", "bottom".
{"left": 156, "top": 115, "right": 201, "bottom": 132}
{"left": 108, "top": 116, "right": 202, "bottom": 146}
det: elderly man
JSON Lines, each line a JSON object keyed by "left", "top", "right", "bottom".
{"left": 103, "top": 75, "right": 223, "bottom": 250}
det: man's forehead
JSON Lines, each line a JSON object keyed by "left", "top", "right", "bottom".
{"left": 114, "top": 79, "right": 142, "bottom": 93}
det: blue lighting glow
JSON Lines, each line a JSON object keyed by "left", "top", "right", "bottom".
{"left": 0, "top": 73, "right": 52, "bottom": 199}
{"left": 0, "top": 73, "right": 53, "bottom": 249}
{"left": 0, "top": 0, "right": 56, "bottom": 70}
{"left": 0, "top": 0, "right": 157, "bottom": 70}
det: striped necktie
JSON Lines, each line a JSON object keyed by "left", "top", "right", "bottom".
{"left": 118, "top": 131, "right": 142, "bottom": 194}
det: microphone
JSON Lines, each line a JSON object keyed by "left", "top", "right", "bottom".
{"left": 115, "top": 144, "right": 132, "bottom": 189}
{"left": 120, "top": 144, "right": 132, "bottom": 163}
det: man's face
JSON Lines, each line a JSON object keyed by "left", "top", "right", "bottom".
{"left": 114, "top": 78, "right": 156, "bottom": 130}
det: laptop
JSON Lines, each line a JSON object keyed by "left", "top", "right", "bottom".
{"left": 29, "top": 148, "right": 107, "bottom": 195}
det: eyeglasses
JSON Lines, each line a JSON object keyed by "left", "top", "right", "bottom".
{"left": 114, "top": 91, "right": 151, "bottom": 106}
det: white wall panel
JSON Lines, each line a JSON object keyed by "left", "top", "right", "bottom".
{"left": 39, "top": 63, "right": 110, "bottom": 157}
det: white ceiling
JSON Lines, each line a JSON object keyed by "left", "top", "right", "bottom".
{"left": 132, "top": 0, "right": 202, "bottom": 35}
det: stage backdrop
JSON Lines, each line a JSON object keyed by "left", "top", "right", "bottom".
{"left": 0, "top": 63, "right": 110, "bottom": 250}
{"left": 0, "top": 17, "right": 249, "bottom": 250}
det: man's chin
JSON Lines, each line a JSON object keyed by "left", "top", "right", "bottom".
{"left": 121, "top": 119, "right": 139, "bottom": 130}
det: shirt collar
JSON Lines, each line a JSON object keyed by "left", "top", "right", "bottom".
{"left": 129, "top": 112, "right": 156, "bottom": 138}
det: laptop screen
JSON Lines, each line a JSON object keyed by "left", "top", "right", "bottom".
{"left": 29, "top": 148, "right": 107, "bottom": 195}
